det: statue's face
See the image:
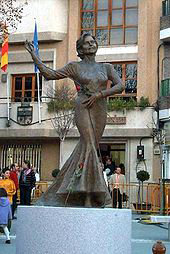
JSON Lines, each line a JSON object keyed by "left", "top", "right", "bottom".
{"left": 82, "top": 35, "right": 97, "bottom": 55}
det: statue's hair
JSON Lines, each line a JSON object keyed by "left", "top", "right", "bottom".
{"left": 76, "top": 32, "right": 98, "bottom": 60}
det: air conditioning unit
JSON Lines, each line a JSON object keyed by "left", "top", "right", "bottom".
{"left": 159, "top": 109, "right": 170, "bottom": 121}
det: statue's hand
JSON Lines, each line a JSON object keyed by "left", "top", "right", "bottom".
{"left": 82, "top": 92, "right": 102, "bottom": 108}
{"left": 25, "top": 40, "right": 35, "bottom": 54}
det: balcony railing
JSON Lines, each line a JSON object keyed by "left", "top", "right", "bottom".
{"left": 158, "top": 80, "right": 170, "bottom": 112}
{"left": 162, "top": 0, "right": 170, "bottom": 16}
{"left": 159, "top": 79, "right": 170, "bottom": 110}
{"left": 160, "top": 1, "right": 170, "bottom": 40}
{"left": 160, "top": 79, "right": 170, "bottom": 96}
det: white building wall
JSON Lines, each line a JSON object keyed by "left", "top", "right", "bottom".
{"left": 17, "top": 0, "right": 68, "bottom": 34}
{"left": 129, "top": 138, "right": 153, "bottom": 183}
{"left": 61, "top": 138, "right": 78, "bottom": 167}
{"left": 106, "top": 108, "right": 154, "bottom": 129}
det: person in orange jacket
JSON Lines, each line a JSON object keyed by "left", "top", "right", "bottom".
{"left": 0, "top": 168, "right": 16, "bottom": 204}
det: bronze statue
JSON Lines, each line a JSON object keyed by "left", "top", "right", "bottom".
{"left": 25, "top": 33, "right": 124, "bottom": 207}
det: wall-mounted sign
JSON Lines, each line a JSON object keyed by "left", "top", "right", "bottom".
{"left": 17, "top": 104, "right": 33, "bottom": 125}
{"left": 106, "top": 115, "right": 126, "bottom": 125}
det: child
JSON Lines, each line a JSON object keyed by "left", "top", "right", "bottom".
{"left": 0, "top": 188, "right": 12, "bottom": 244}
{"left": 0, "top": 168, "right": 16, "bottom": 204}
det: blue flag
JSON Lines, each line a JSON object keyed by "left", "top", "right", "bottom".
{"left": 33, "top": 21, "right": 39, "bottom": 73}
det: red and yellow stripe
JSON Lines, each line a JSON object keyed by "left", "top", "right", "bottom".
{"left": 1, "top": 36, "right": 8, "bottom": 72}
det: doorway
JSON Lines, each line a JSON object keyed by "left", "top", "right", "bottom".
{"left": 100, "top": 143, "right": 126, "bottom": 170}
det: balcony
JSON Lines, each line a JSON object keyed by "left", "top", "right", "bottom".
{"left": 0, "top": 100, "right": 154, "bottom": 139}
{"left": 160, "top": 0, "right": 170, "bottom": 41}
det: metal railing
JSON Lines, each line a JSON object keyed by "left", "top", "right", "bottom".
{"left": 31, "top": 181, "right": 49, "bottom": 203}
{"left": 162, "top": 0, "right": 170, "bottom": 16}
{"left": 17, "top": 181, "right": 50, "bottom": 204}
{"left": 16, "top": 181, "right": 170, "bottom": 214}
{"left": 160, "top": 79, "right": 170, "bottom": 96}
{"left": 110, "top": 183, "right": 162, "bottom": 213}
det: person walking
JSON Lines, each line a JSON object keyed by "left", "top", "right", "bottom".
{"left": 19, "top": 160, "right": 36, "bottom": 205}
{"left": 109, "top": 166, "right": 126, "bottom": 208}
{"left": 0, "top": 188, "right": 12, "bottom": 244}
{"left": 10, "top": 163, "right": 19, "bottom": 219}
{"left": 0, "top": 168, "right": 16, "bottom": 205}
{"left": 104, "top": 158, "right": 116, "bottom": 178}
{"left": 119, "top": 163, "right": 125, "bottom": 175}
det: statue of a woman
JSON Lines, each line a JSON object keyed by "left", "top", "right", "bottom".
{"left": 25, "top": 33, "right": 124, "bottom": 208}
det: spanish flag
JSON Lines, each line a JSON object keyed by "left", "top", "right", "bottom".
{"left": 1, "top": 36, "right": 8, "bottom": 72}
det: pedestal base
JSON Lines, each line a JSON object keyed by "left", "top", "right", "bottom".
{"left": 16, "top": 206, "right": 131, "bottom": 254}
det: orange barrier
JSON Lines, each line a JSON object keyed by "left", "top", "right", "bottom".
{"left": 17, "top": 181, "right": 170, "bottom": 213}
{"left": 110, "top": 183, "right": 161, "bottom": 213}
{"left": 165, "top": 185, "right": 170, "bottom": 215}
{"left": 31, "top": 181, "right": 49, "bottom": 203}
{"left": 17, "top": 181, "right": 50, "bottom": 204}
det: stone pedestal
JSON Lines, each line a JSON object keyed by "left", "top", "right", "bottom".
{"left": 16, "top": 206, "right": 131, "bottom": 254}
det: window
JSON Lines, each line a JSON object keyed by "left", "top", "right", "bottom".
{"left": 81, "top": 0, "right": 138, "bottom": 45}
{"left": 108, "top": 61, "right": 137, "bottom": 97}
{"left": 12, "top": 74, "right": 42, "bottom": 102}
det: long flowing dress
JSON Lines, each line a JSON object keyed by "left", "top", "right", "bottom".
{"left": 35, "top": 60, "right": 122, "bottom": 207}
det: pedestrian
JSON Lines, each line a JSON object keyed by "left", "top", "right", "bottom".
{"left": 10, "top": 163, "right": 19, "bottom": 219}
{"left": 0, "top": 188, "right": 12, "bottom": 244}
{"left": 19, "top": 160, "right": 36, "bottom": 205}
{"left": 99, "top": 161, "right": 108, "bottom": 186}
{"left": 104, "top": 157, "right": 116, "bottom": 177}
{"left": 32, "top": 167, "right": 40, "bottom": 182}
{"left": 119, "top": 163, "right": 125, "bottom": 175}
{"left": 0, "top": 169, "right": 2, "bottom": 179}
{"left": 109, "top": 166, "right": 126, "bottom": 208}
{"left": 0, "top": 168, "right": 16, "bottom": 205}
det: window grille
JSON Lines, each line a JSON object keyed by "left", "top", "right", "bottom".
{"left": 1, "top": 144, "right": 42, "bottom": 173}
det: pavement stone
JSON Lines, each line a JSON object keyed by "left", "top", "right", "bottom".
{"left": 0, "top": 238, "right": 16, "bottom": 254}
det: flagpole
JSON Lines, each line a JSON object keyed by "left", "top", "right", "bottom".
{"left": 33, "top": 19, "right": 41, "bottom": 124}
{"left": 6, "top": 73, "right": 10, "bottom": 123}
{"left": 36, "top": 71, "right": 41, "bottom": 123}
{"left": 1, "top": 26, "right": 9, "bottom": 125}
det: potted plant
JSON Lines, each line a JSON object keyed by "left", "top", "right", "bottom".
{"left": 134, "top": 170, "right": 150, "bottom": 211}
{"left": 51, "top": 169, "right": 60, "bottom": 178}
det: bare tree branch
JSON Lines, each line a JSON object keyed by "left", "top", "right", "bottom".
{"left": 46, "top": 84, "right": 76, "bottom": 141}
{"left": 0, "top": 0, "right": 28, "bottom": 40}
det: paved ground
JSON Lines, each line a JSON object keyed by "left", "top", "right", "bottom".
{"left": 0, "top": 211, "right": 170, "bottom": 254}
{"left": 0, "top": 217, "right": 16, "bottom": 254}
{"left": 132, "top": 215, "right": 170, "bottom": 254}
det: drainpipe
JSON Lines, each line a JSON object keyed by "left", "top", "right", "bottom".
{"left": 157, "top": 42, "right": 165, "bottom": 214}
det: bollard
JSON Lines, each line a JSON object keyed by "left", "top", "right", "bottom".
{"left": 152, "top": 241, "right": 166, "bottom": 254}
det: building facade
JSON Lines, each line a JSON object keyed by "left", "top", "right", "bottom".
{"left": 0, "top": 0, "right": 164, "bottom": 183}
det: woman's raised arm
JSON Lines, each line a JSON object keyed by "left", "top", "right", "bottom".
{"left": 25, "top": 40, "right": 75, "bottom": 80}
